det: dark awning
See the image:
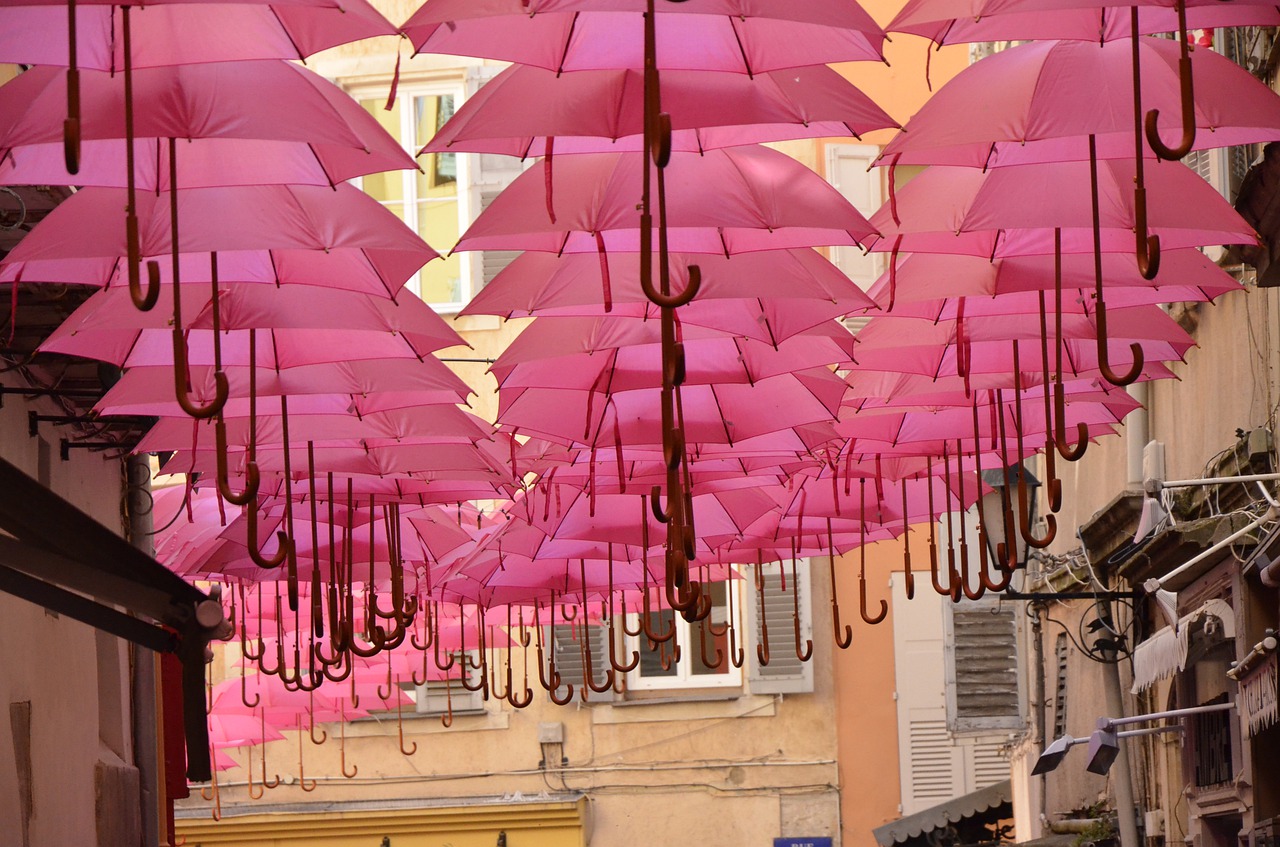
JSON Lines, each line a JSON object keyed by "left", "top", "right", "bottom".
{"left": 873, "top": 780, "right": 1013, "bottom": 847}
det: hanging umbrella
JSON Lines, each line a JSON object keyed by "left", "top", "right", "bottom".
{"left": 888, "top": 1, "right": 1280, "bottom": 44}
{"left": 867, "top": 160, "right": 1254, "bottom": 258}
{"left": 3, "top": 183, "right": 438, "bottom": 295}
{"left": 497, "top": 368, "right": 849, "bottom": 448}
{"left": 874, "top": 38, "right": 1280, "bottom": 170}
{"left": 425, "top": 63, "right": 896, "bottom": 157}
{"left": 95, "top": 359, "right": 473, "bottom": 418}
{"left": 0, "top": 2, "right": 395, "bottom": 70}
{"left": 401, "top": 0, "right": 887, "bottom": 72}
{"left": 857, "top": 250, "right": 1241, "bottom": 313}
{"left": 465, "top": 248, "right": 873, "bottom": 317}
{"left": 455, "top": 145, "right": 876, "bottom": 257}
{"left": 0, "top": 62, "right": 416, "bottom": 189}
{"left": 490, "top": 316, "right": 856, "bottom": 390}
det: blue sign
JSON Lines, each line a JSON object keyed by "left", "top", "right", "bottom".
{"left": 775, "top": 839, "right": 834, "bottom": 847}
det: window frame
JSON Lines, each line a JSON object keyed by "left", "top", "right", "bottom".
{"left": 348, "top": 78, "right": 475, "bottom": 313}
{"left": 625, "top": 578, "right": 745, "bottom": 692}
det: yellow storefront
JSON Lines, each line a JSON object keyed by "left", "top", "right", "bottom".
{"left": 176, "top": 797, "right": 587, "bottom": 847}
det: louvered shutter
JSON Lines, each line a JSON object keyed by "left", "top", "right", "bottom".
{"left": 945, "top": 602, "right": 1021, "bottom": 732}
{"left": 746, "top": 560, "right": 814, "bottom": 695}
{"left": 906, "top": 717, "right": 958, "bottom": 805}
{"left": 1053, "top": 633, "right": 1069, "bottom": 738}
{"left": 412, "top": 651, "right": 485, "bottom": 716}
{"left": 478, "top": 185, "right": 522, "bottom": 288}
{"left": 549, "top": 622, "right": 616, "bottom": 703}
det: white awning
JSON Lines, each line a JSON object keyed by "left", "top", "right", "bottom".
{"left": 1131, "top": 599, "right": 1235, "bottom": 693}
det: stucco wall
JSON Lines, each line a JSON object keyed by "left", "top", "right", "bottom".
{"left": 0, "top": 374, "right": 134, "bottom": 846}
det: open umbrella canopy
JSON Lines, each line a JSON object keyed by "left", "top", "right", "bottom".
{"left": 859, "top": 250, "right": 1241, "bottom": 312}
{"left": 466, "top": 249, "right": 874, "bottom": 316}
{"left": 454, "top": 146, "right": 878, "bottom": 255}
{"left": 875, "top": 37, "right": 1280, "bottom": 168}
{"left": 425, "top": 63, "right": 896, "bottom": 157}
{"left": 887, "top": 0, "right": 1280, "bottom": 46}
{"left": 402, "top": 0, "right": 887, "bottom": 72}
{"left": 0, "top": 62, "right": 416, "bottom": 186}
{"left": 491, "top": 316, "right": 856, "bottom": 389}
{"left": 95, "top": 359, "right": 473, "bottom": 418}
{"left": 2, "top": 184, "right": 440, "bottom": 295}
{"left": 0, "top": 2, "right": 394, "bottom": 70}
{"left": 867, "top": 160, "right": 1256, "bottom": 257}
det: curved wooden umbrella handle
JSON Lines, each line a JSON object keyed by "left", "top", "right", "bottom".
{"left": 215, "top": 419, "right": 259, "bottom": 506}
{"left": 1143, "top": 0, "right": 1196, "bottom": 161}
{"left": 245, "top": 498, "right": 288, "bottom": 570}
{"left": 1095, "top": 300, "right": 1145, "bottom": 387}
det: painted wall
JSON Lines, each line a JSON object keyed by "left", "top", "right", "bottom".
{"left": 0, "top": 373, "right": 138, "bottom": 846}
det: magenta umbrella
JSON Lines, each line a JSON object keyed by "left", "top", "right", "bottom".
{"left": 858, "top": 250, "right": 1241, "bottom": 313}
{"left": 867, "top": 160, "right": 1255, "bottom": 258}
{"left": 426, "top": 63, "right": 896, "bottom": 158}
{"left": 466, "top": 248, "right": 873, "bottom": 316}
{"left": 0, "top": 62, "right": 416, "bottom": 188}
{"left": 95, "top": 359, "right": 473, "bottom": 418}
{"left": 402, "top": 0, "right": 887, "bottom": 72}
{"left": 498, "top": 368, "right": 848, "bottom": 448}
{"left": 875, "top": 38, "right": 1280, "bottom": 169}
{"left": 3, "top": 183, "right": 438, "bottom": 294}
{"left": 888, "top": 1, "right": 1280, "bottom": 44}
{"left": 491, "top": 317, "right": 856, "bottom": 390}
{"left": 41, "top": 283, "right": 462, "bottom": 366}
{"left": 457, "top": 145, "right": 876, "bottom": 256}
{"left": 0, "top": 2, "right": 395, "bottom": 70}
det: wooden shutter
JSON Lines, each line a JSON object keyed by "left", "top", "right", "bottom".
{"left": 946, "top": 602, "right": 1021, "bottom": 732}
{"left": 1053, "top": 633, "right": 1069, "bottom": 739}
{"left": 746, "top": 560, "right": 814, "bottom": 695}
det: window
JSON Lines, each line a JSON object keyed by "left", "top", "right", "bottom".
{"left": 622, "top": 560, "right": 814, "bottom": 696}
{"left": 357, "top": 87, "right": 472, "bottom": 311}
{"left": 629, "top": 579, "right": 743, "bottom": 691}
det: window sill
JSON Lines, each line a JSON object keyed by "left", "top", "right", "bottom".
{"left": 347, "top": 708, "right": 510, "bottom": 735}
{"left": 592, "top": 693, "right": 776, "bottom": 725}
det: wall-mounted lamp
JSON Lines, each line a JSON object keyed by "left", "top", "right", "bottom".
{"left": 1032, "top": 701, "right": 1237, "bottom": 775}
{"left": 497, "top": 831, "right": 508, "bottom": 847}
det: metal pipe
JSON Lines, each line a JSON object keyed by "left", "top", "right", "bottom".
{"left": 1098, "top": 596, "right": 1140, "bottom": 847}
{"left": 1150, "top": 472, "right": 1280, "bottom": 491}
{"left": 1126, "top": 384, "right": 1148, "bottom": 487}
{"left": 1099, "top": 700, "right": 1235, "bottom": 731}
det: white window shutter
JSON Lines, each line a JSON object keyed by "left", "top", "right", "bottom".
{"left": 464, "top": 64, "right": 528, "bottom": 294}
{"left": 826, "top": 144, "right": 884, "bottom": 336}
{"left": 746, "top": 560, "right": 814, "bottom": 695}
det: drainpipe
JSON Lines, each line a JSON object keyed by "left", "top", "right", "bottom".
{"left": 127, "top": 454, "right": 161, "bottom": 847}
{"left": 1096, "top": 596, "right": 1141, "bottom": 847}
{"left": 1126, "top": 384, "right": 1148, "bottom": 487}
{"left": 1030, "top": 604, "right": 1048, "bottom": 836}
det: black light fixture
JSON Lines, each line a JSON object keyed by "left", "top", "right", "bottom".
{"left": 1084, "top": 727, "right": 1121, "bottom": 775}
{"left": 981, "top": 465, "right": 1040, "bottom": 570}
{"left": 1031, "top": 734, "right": 1076, "bottom": 775}
{"left": 497, "top": 832, "right": 508, "bottom": 847}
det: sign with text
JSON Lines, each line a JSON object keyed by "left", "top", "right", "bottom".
{"left": 775, "top": 839, "right": 834, "bottom": 847}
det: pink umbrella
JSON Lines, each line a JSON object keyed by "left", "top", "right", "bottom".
{"left": 497, "top": 369, "right": 848, "bottom": 448}
{"left": 491, "top": 317, "right": 856, "bottom": 390}
{"left": 465, "top": 248, "right": 873, "bottom": 317}
{"left": 95, "top": 359, "right": 473, "bottom": 418}
{"left": 3, "top": 183, "right": 438, "bottom": 295}
{"left": 858, "top": 250, "right": 1241, "bottom": 313}
{"left": 426, "top": 63, "right": 896, "bottom": 157}
{"left": 867, "top": 160, "right": 1254, "bottom": 258}
{"left": 890, "top": 3, "right": 1280, "bottom": 43}
{"left": 0, "top": 62, "right": 416, "bottom": 189}
{"left": 41, "top": 283, "right": 462, "bottom": 366}
{"left": 402, "top": 0, "right": 887, "bottom": 72}
{"left": 874, "top": 37, "right": 1280, "bottom": 169}
{"left": 455, "top": 146, "right": 876, "bottom": 257}
{"left": 0, "top": 3, "right": 395, "bottom": 70}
